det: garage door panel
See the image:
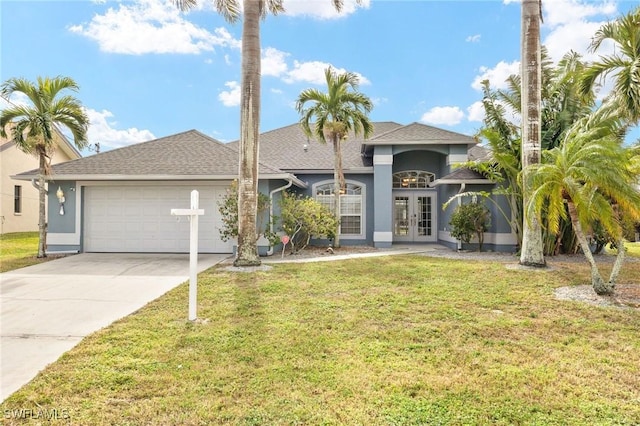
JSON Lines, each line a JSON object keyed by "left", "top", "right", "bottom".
{"left": 84, "top": 185, "right": 233, "bottom": 253}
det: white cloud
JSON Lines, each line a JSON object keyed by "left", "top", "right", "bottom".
{"left": 271, "top": 88, "right": 284, "bottom": 94}
{"left": 219, "top": 81, "right": 241, "bottom": 107}
{"left": 467, "top": 101, "right": 485, "bottom": 123}
{"left": 420, "top": 106, "right": 465, "bottom": 126}
{"left": 542, "top": 0, "right": 619, "bottom": 63}
{"left": 543, "top": 0, "right": 617, "bottom": 28}
{"left": 284, "top": 60, "right": 370, "bottom": 85}
{"left": 86, "top": 108, "right": 155, "bottom": 150}
{"left": 262, "top": 47, "right": 289, "bottom": 77}
{"left": 282, "top": 0, "right": 370, "bottom": 19}
{"left": 471, "top": 60, "right": 520, "bottom": 91}
{"left": 0, "top": 92, "right": 30, "bottom": 108}
{"left": 466, "top": 34, "right": 481, "bottom": 43}
{"left": 68, "top": 0, "right": 240, "bottom": 55}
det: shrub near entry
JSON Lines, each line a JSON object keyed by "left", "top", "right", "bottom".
{"left": 449, "top": 202, "right": 491, "bottom": 251}
{"left": 279, "top": 191, "right": 338, "bottom": 253}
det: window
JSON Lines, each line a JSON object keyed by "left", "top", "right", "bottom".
{"left": 14, "top": 185, "right": 22, "bottom": 214}
{"left": 314, "top": 181, "right": 364, "bottom": 237}
{"left": 393, "top": 170, "right": 435, "bottom": 189}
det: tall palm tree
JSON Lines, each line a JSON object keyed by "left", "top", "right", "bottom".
{"left": 296, "top": 67, "right": 373, "bottom": 248}
{"left": 527, "top": 114, "right": 640, "bottom": 295}
{"left": 478, "top": 50, "right": 596, "bottom": 254}
{"left": 174, "top": 0, "right": 349, "bottom": 266}
{"left": 580, "top": 6, "right": 640, "bottom": 125}
{"left": 0, "top": 76, "right": 89, "bottom": 258}
{"left": 520, "top": 0, "right": 545, "bottom": 266}
{"left": 175, "top": 0, "right": 283, "bottom": 266}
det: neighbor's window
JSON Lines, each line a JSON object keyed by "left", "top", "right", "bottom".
{"left": 314, "top": 181, "right": 364, "bottom": 237}
{"left": 14, "top": 185, "right": 22, "bottom": 214}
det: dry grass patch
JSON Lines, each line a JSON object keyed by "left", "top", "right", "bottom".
{"left": 2, "top": 255, "right": 639, "bottom": 425}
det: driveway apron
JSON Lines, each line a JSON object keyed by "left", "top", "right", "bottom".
{"left": 0, "top": 253, "right": 229, "bottom": 402}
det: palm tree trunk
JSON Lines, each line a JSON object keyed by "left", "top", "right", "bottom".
{"left": 37, "top": 153, "right": 47, "bottom": 258}
{"left": 608, "top": 236, "right": 626, "bottom": 285}
{"left": 332, "top": 136, "right": 343, "bottom": 248}
{"left": 234, "top": 0, "right": 261, "bottom": 267}
{"left": 567, "top": 201, "right": 611, "bottom": 295}
{"left": 520, "top": 0, "right": 545, "bottom": 267}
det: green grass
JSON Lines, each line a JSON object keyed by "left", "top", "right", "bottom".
{"left": 626, "top": 242, "right": 640, "bottom": 258}
{"left": 2, "top": 255, "right": 639, "bottom": 425}
{"left": 0, "top": 232, "right": 45, "bottom": 272}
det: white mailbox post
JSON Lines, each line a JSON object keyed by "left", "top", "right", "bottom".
{"left": 171, "top": 190, "right": 204, "bottom": 321}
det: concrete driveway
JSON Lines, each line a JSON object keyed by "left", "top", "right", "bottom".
{"left": 0, "top": 253, "right": 229, "bottom": 402}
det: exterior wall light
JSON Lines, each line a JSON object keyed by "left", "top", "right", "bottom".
{"left": 56, "top": 186, "right": 65, "bottom": 215}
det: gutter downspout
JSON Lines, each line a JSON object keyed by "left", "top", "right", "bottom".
{"left": 457, "top": 183, "right": 466, "bottom": 251}
{"left": 266, "top": 177, "right": 294, "bottom": 255}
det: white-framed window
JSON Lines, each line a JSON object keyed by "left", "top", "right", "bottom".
{"left": 393, "top": 170, "right": 435, "bottom": 189}
{"left": 313, "top": 180, "right": 365, "bottom": 238}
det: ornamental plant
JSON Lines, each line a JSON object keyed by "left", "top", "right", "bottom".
{"left": 279, "top": 191, "right": 338, "bottom": 254}
{"left": 449, "top": 202, "right": 491, "bottom": 252}
{"left": 218, "top": 181, "right": 278, "bottom": 246}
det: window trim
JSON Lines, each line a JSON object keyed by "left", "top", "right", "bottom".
{"left": 312, "top": 179, "right": 366, "bottom": 239}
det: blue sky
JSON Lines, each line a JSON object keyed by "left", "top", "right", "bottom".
{"left": 1, "top": 0, "right": 637, "bottom": 153}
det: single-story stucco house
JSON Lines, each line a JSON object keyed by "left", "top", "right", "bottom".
{"left": 12, "top": 121, "right": 518, "bottom": 254}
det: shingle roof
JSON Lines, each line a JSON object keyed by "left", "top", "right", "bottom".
{"left": 432, "top": 167, "right": 494, "bottom": 186}
{"left": 14, "top": 129, "right": 287, "bottom": 180}
{"left": 230, "top": 121, "right": 403, "bottom": 171}
{"left": 367, "top": 122, "right": 477, "bottom": 144}
{"left": 468, "top": 144, "right": 491, "bottom": 161}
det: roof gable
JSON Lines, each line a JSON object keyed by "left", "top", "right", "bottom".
{"left": 367, "top": 122, "right": 476, "bottom": 144}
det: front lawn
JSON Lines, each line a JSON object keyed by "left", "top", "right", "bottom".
{"left": 0, "top": 232, "right": 42, "bottom": 272}
{"left": 2, "top": 256, "right": 639, "bottom": 425}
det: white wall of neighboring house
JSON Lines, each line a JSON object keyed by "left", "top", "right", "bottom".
{"left": 0, "top": 130, "right": 81, "bottom": 235}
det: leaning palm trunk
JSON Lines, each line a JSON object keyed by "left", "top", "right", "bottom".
{"left": 37, "top": 153, "right": 47, "bottom": 258}
{"left": 567, "top": 202, "right": 612, "bottom": 295}
{"left": 608, "top": 236, "right": 626, "bottom": 285}
{"left": 234, "top": 0, "right": 261, "bottom": 267}
{"left": 520, "top": 0, "right": 545, "bottom": 267}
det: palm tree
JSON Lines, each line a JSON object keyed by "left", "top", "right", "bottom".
{"left": 0, "top": 76, "right": 89, "bottom": 258}
{"left": 580, "top": 6, "right": 640, "bottom": 125}
{"left": 477, "top": 50, "right": 597, "bottom": 255}
{"left": 520, "top": 0, "right": 545, "bottom": 266}
{"left": 296, "top": 67, "right": 373, "bottom": 248}
{"left": 527, "top": 114, "right": 640, "bottom": 295}
{"left": 174, "top": 0, "right": 349, "bottom": 266}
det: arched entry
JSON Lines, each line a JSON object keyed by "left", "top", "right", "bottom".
{"left": 392, "top": 171, "right": 437, "bottom": 243}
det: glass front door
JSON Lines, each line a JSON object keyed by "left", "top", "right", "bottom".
{"left": 393, "top": 192, "right": 437, "bottom": 242}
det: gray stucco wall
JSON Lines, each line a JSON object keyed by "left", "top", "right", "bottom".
{"left": 392, "top": 150, "right": 445, "bottom": 178}
{"left": 47, "top": 181, "right": 77, "bottom": 234}
{"left": 291, "top": 173, "right": 374, "bottom": 246}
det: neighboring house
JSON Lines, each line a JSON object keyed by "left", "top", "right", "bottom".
{"left": 1, "top": 127, "right": 81, "bottom": 234}
{"left": 12, "top": 122, "right": 518, "bottom": 254}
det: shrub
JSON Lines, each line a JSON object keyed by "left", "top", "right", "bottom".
{"left": 218, "top": 181, "right": 278, "bottom": 246}
{"left": 449, "top": 202, "right": 491, "bottom": 251}
{"left": 279, "top": 191, "right": 338, "bottom": 254}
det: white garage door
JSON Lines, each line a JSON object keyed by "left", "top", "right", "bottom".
{"left": 84, "top": 184, "right": 233, "bottom": 253}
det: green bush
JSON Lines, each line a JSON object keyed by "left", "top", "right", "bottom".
{"left": 449, "top": 202, "right": 491, "bottom": 252}
{"left": 279, "top": 191, "right": 338, "bottom": 254}
{"left": 218, "top": 181, "right": 278, "bottom": 246}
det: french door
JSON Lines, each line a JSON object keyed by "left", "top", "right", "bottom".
{"left": 393, "top": 191, "right": 437, "bottom": 242}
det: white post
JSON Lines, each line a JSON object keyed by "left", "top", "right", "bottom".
{"left": 170, "top": 190, "right": 204, "bottom": 321}
{"left": 188, "top": 190, "right": 199, "bottom": 321}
